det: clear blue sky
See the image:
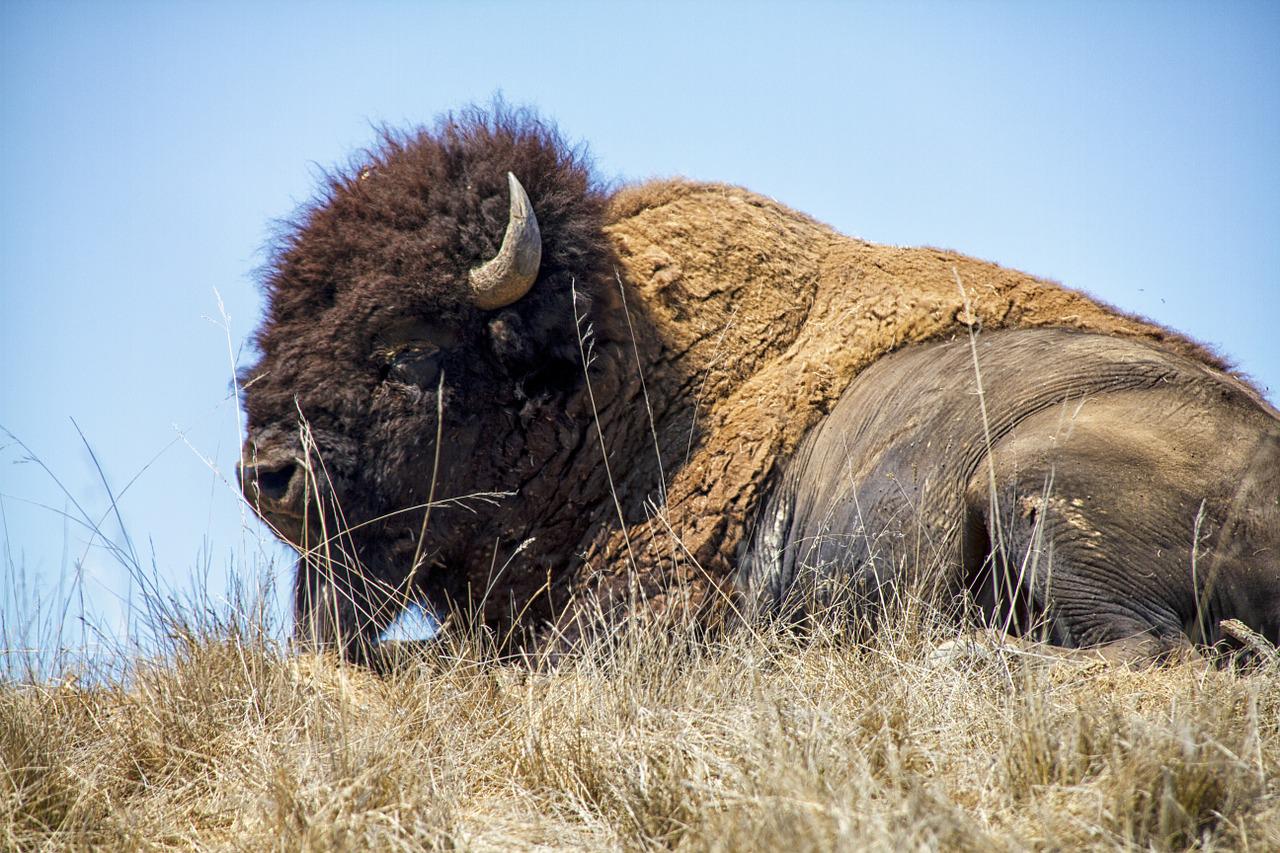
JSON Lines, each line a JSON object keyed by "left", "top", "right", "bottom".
{"left": 2, "top": 1, "right": 1277, "bottom": 651}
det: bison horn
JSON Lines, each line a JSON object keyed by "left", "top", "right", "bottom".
{"left": 468, "top": 172, "right": 542, "bottom": 310}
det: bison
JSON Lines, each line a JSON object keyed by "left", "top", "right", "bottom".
{"left": 239, "top": 106, "right": 1280, "bottom": 664}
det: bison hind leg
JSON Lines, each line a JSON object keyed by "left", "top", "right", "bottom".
{"left": 958, "top": 486, "right": 1061, "bottom": 644}
{"left": 960, "top": 473, "right": 1195, "bottom": 665}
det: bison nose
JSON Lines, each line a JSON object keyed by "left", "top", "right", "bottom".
{"left": 238, "top": 458, "right": 302, "bottom": 513}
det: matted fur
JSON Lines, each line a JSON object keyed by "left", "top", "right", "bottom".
{"left": 241, "top": 106, "right": 1243, "bottom": 653}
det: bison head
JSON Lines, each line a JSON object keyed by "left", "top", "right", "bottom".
{"left": 238, "top": 108, "right": 620, "bottom": 659}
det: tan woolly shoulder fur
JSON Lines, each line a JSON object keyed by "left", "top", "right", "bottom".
{"left": 572, "top": 179, "right": 1232, "bottom": 617}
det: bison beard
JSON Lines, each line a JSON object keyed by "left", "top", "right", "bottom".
{"left": 239, "top": 105, "right": 1280, "bottom": 665}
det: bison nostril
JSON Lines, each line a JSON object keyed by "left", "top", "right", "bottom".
{"left": 244, "top": 461, "right": 299, "bottom": 505}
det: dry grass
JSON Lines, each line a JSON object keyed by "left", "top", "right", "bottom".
{"left": 3, "top": 603, "right": 1279, "bottom": 852}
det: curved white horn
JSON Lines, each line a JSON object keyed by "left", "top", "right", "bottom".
{"left": 468, "top": 172, "right": 542, "bottom": 310}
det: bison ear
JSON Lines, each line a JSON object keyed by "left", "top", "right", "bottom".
{"left": 488, "top": 310, "right": 581, "bottom": 398}
{"left": 488, "top": 311, "right": 536, "bottom": 367}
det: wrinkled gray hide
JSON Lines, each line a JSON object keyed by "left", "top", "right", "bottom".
{"left": 741, "top": 328, "right": 1280, "bottom": 659}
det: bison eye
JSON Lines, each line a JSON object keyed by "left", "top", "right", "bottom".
{"left": 385, "top": 344, "right": 442, "bottom": 388}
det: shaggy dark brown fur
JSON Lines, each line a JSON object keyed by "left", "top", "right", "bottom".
{"left": 240, "top": 105, "right": 1246, "bottom": 659}
{"left": 242, "top": 106, "right": 661, "bottom": 655}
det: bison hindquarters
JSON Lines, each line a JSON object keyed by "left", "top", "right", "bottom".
{"left": 740, "top": 328, "right": 1280, "bottom": 662}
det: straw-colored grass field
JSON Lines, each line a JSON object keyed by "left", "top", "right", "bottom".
{"left": 4, "top": 601, "right": 1278, "bottom": 851}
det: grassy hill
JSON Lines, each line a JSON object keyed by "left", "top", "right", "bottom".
{"left": 4, "top": 605, "right": 1278, "bottom": 851}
